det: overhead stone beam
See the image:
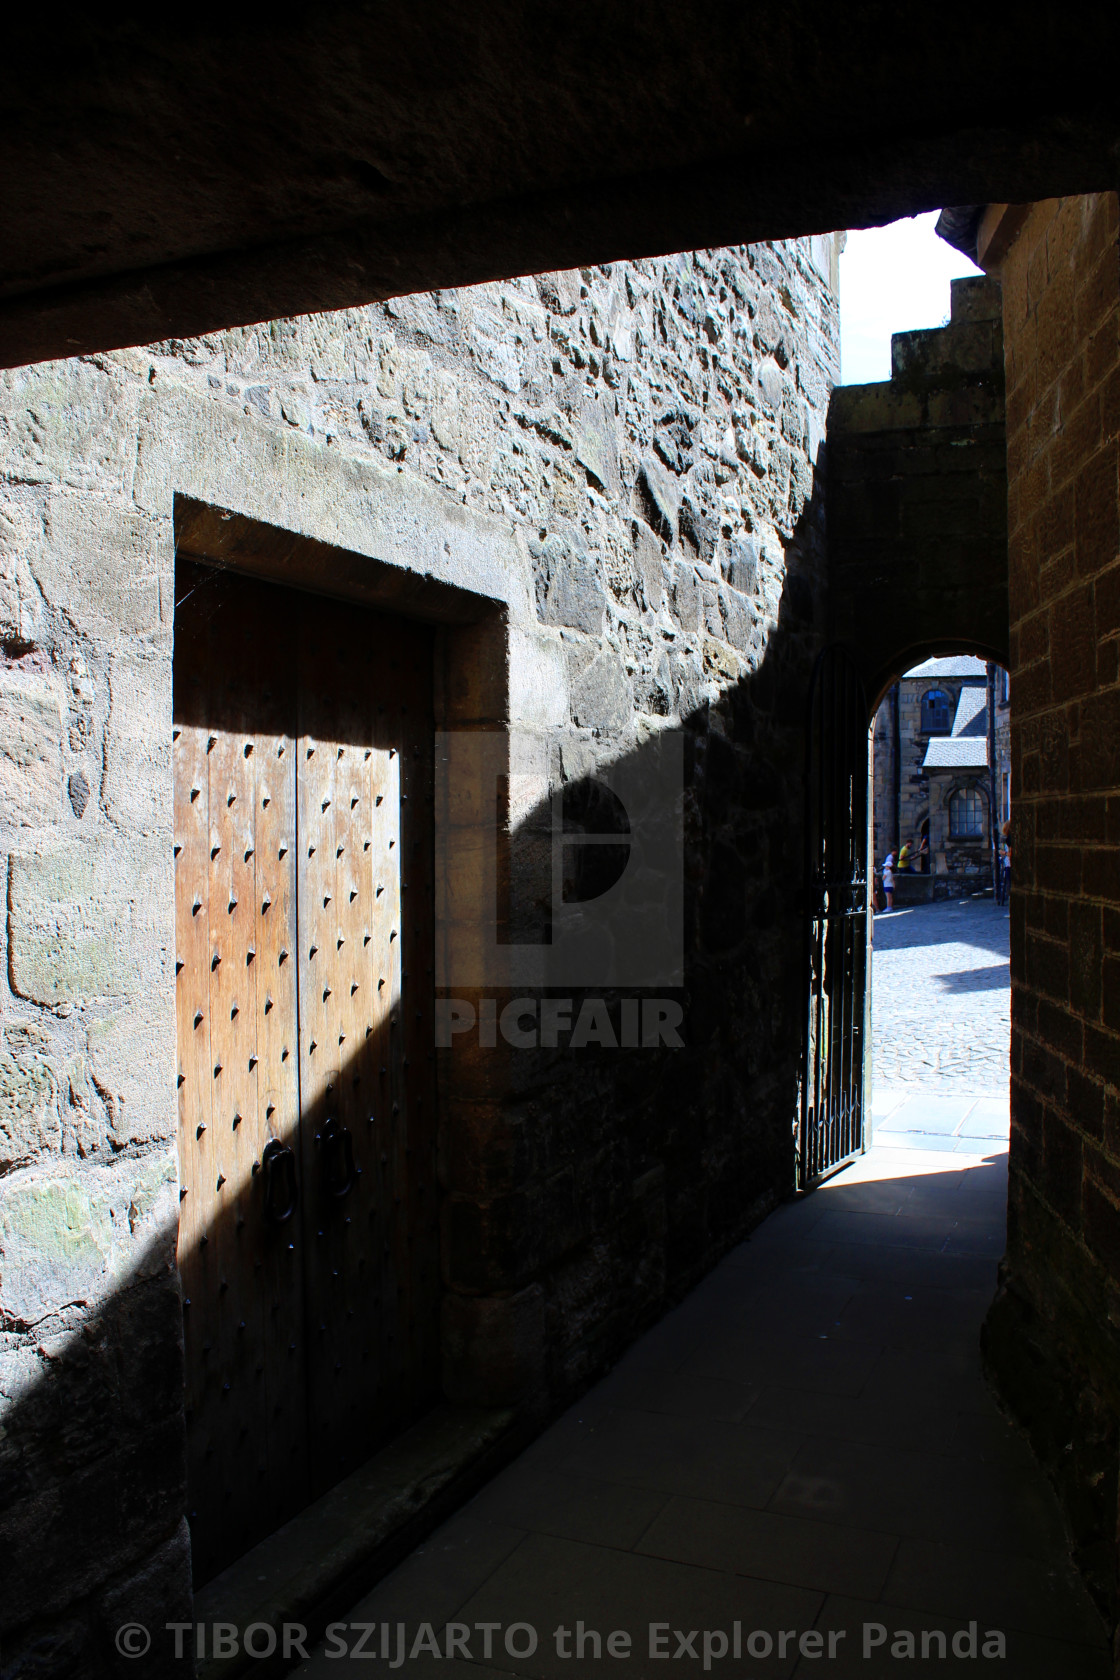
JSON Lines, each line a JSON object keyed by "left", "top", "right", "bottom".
{"left": 1, "top": 3, "right": 1118, "bottom": 366}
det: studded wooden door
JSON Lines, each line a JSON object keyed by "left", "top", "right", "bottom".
{"left": 174, "top": 561, "right": 438, "bottom": 1586}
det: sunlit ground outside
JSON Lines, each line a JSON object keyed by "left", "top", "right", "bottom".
{"left": 869, "top": 896, "right": 1011, "bottom": 1162}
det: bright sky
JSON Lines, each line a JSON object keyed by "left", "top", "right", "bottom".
{"left": 839, "top": 211, "right": 983, "bottom": 385}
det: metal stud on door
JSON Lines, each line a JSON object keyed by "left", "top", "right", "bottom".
{"left": 295, "top": 600, "right": 438, "bottom": 1494}
{"left": 176, "top": 561, "right": 440, "bottom": 1573}
{"left": 174, "top": 564, "right": 306, "bottom": 1585}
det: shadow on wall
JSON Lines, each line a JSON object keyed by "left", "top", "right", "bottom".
{"left": 0, "top": 487, "right": 829, "bottom": 1675}
{"left": 0, "top": 1223, "right": 192, "bottom": 1679}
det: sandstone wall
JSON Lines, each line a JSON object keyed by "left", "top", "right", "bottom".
{"left": 982, "top": 192, "right": 1120, "bottom": 1629}
{"left": 0, "top": 236, "right": 838, "bottom": 1668}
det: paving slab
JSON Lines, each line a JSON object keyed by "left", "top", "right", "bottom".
{"left": 298, "top": 1140, "right": 1107, "bottom": 1676}
{"left": 877, "top": 1095, "right": 978, "bottom": 1134}
{"left": 805, "top": 1593, "right": 1109, "bottom": 1678}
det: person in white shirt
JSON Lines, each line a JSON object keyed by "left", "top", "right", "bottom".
{"left": 881, "top": 850, "right": 896, "bottom": 910}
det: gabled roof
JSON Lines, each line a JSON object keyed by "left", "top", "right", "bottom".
{"left": 904, "top": 655, "right": 989, "bottom": 679}
{"left": 952, "top": 686, "right": 987, "bottom": 738}
{"left": 923, "top": 737, "right": 989, "bottom": 769}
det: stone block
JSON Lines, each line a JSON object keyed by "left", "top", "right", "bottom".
{"left": 98, "top": 1520, "right": 193, "bottom": 1680}
{"left": 950, "top": 275, "right": 1003, "bottom": 324}
{"left": 135, "top": 385, "right": 526, "bottom": 616}
{"left": 635, "top": 455, "right": 679, "bottom": 544}
{"left": 0, "top": 496, "right": 47, "bottom": 646}
{"left": 0, "top": 1022, "right": 60, "bottom": 1170}
{"left": 531, "top": 531, "right": 606, "bottom": 635}
{"left": 8, "top": 835, "right": 171, "bottom": 1004}
{"left": 509, "top": 624, "right": 568, "bottom": 731}
{"left": 0, "top": 666, "right": 63, "bottom": 825}
{"left": 441, "top": 1283, "right": 545, "bottom": 1406}
{"left": 0, "top": 1149, "right": 178, "bottom": 1328}
{"left": 671, "top": 561, "right": 702, "bottom": 632}
{"left": 36, "top": 491, "right": 167, "bottom": 637}
{"left": 575, "top": 398, "right": 620, "bottom": 499}
{"left": 725, "top": 535, "right": 759, "bottom": 595}
{"left": 0, "top": 363, "right": 141, "bottom": 495}
{"left": 631, "top": 519, "right": 666, "bottom": 609}
{"left": 87, "top": 1000, "right": 176, "bottom": 1146}
{"left": 568, "top": 644, "right": 631, "bottom": 733}
{"left": 102, "top": 648, "right": 171, "bottom": 832}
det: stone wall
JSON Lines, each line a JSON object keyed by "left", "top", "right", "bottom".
{"left": 828, "top": 276, "right": 1009, "bottom": 703}
{"left": 981, "top": 192, "right": 1120, "bottom": 1632}
{"left": 0, "top": 234, "right": 839, "bottom": 1668}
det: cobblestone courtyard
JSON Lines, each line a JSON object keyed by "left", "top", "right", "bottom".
{"left": 871, "top": 897, "right": 1010, "bottom": 1148}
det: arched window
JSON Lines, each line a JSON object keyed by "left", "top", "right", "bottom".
{"left": 921, "top": 688, "right": 952, "bottom": 734}
{"left": 949, "top": 786, "right": 985, "bottom": 839}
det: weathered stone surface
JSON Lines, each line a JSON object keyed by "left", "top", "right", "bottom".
{"left": 8, "top": 837, "right": 170, "bottom": 1003}
{"left": 0, "top": 1022, "right": 60, "bottom": 1170}
{"left": 0, "top": 364, "right": 141, "bottom": 494}
{"left": 0, "top": 664, "right": 63, "bottom": 825}
{"left": 0, "top": 496, "right": 46, "bottom": 646}
{"left": 575, "top": 398, "right": 621, "bottom": 499}
{"left": 101, "top": 648, "right": 171, "bottom": 831}
{"left": 35, "top": 491, "right": 166, "bottom": 637}
{"left": 0, "top": 231, "right": 840, "bottom": 1665}
{"left": 86, "top": 1002, "right": 175, "bottom": 1146}
{"left": 531, "top": 531, "right": 606, "bottom": 635}
{"left": 0, "top": 1149, "right": 178, "bottom": 1327}
{"left": 568, "top": 643, "right": 631, "bottom": 733}
{"left": 67, "top": 768, "right": 90, "bottom": 817}
{"left": 508, "top": 624, "right": 568, "bottom": 732}
{"left": 441, "top": 1284, "right": 545, "bottom": 1407}
{"left": 636, "top": 455, "right": 679, "bottom": 544}
{"left": 98, "top": 1520, "right": 193, "bottom": 1680}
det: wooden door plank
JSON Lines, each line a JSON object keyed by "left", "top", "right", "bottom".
{"left": 249, "top": 633, "right": 306, "bottom": 1526}
{"left": 295, "top": 601, "right": 438, "bottom": 1491}
{"left": 175, "top": 563, "right": 305, "bottom": 1583}
{"left": 180, "top": 560, "right": 441, "bottom": 1545}
{"left": 175, "top": 577, "right": 221, "bottom": 1573}
{"left": 398, "top": 647, "right": 440, "bottom": 1411}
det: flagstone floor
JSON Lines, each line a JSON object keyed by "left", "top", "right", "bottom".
{"left": 298, "top": 1137, "right": 1107, "bottom": 1677}
{"left": 296, "top": 898, "right": 1106, "bottom": 1675}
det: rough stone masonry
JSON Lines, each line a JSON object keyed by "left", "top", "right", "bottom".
{"left": 0, "top": 236, "right": 839, "bottom": 1671}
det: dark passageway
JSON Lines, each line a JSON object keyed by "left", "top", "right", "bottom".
{"left": 281, "top": 1141, "right": 1108, "bottom": 1676}
{"left": 2, "top": 1, "right": 1118, "bottom": 1654}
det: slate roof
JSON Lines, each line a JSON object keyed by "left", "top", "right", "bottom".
{"left": 923, "top": 682, "right": 990, "bottom": 768}
{"left": 904, "top": 655, "right": 989, "bottom": 678}
{"left": 951, "top": 686, "right": 988, "bottom": 737}
{"left": 923, "top": 736, "right": 989, "bottom": 768}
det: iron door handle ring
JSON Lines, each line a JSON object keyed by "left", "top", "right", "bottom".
{"left": 261, "top": 1138, "right": 299, "bottom": 1223}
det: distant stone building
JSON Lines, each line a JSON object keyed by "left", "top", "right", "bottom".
{"left": 873, "top": 654, "right": 1010, "bottom": 900}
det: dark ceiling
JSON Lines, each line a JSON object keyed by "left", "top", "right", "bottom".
{"left": 3, "top": 3, "right": 1118, "bottom": 367}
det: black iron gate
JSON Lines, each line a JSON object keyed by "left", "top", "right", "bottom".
{"left": 799, "top": 645, "right": 870, "bottom": 1189}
